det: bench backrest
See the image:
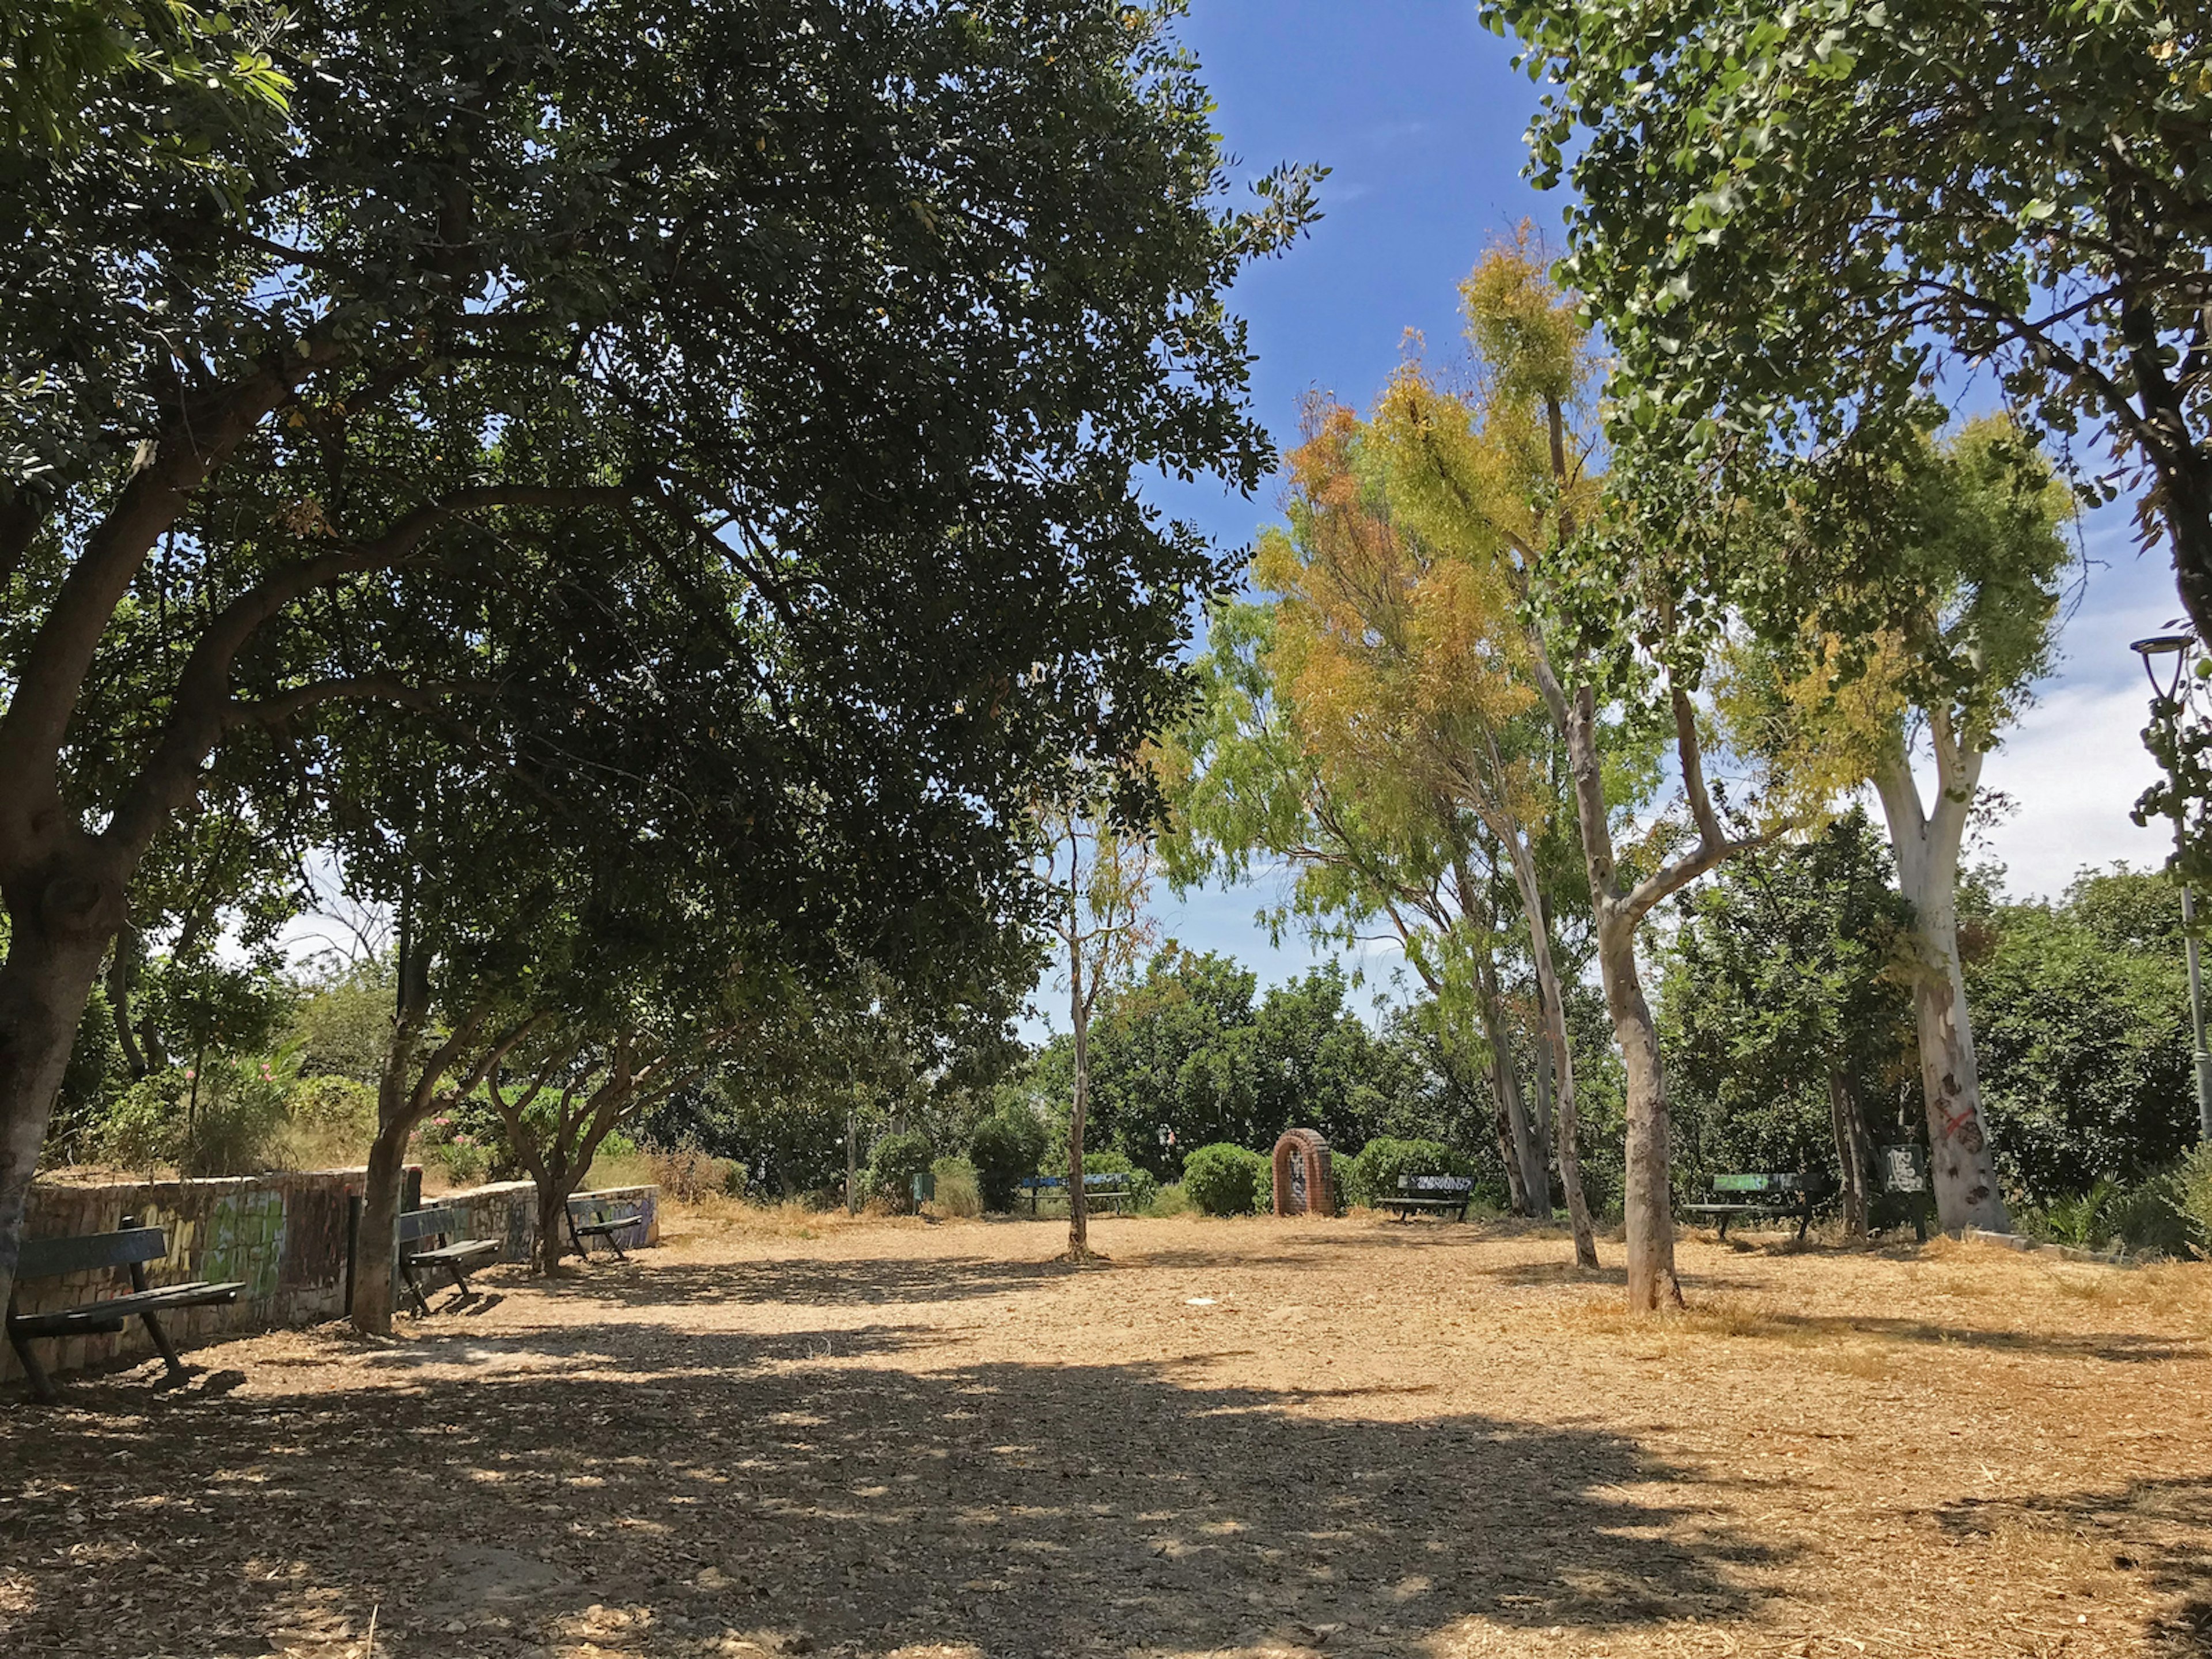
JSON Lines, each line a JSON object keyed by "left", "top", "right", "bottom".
{"left": 1018, "top": 1173, "right": 1131, "bottom": 1191}
{"left": 1711, "top": 1172, "right": 1832, "bottom": 1195}
{"left": 16, "top": 1226, "right": 166, "bottom": 1282}
{"left": 396, "top": 1207, "right": 458, "bottom": 1245}
{"left": 1397, "top": 1175, "right": 1474, "bottom": 1195}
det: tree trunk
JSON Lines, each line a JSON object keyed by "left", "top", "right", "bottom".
{"left": 1531, "top": 1025, "right": 1556, "bottom": 1206}
{"left": 107, "top": 927, "right": 151, "bottom": 1080}
{"left": 0, "top": 925, "right": 112, "bottom": 1321}
{"left": 1502, "top": 833, "right": 1598, "bottom": 1268}
{"left": 1533, "top": 978, "right": 1599, "bottom": 1270}
{"left": 535, "top": 1168, "right": 571, "bottom": 1275}
{"left": 1828, "top": 1072, "right": 1870, "bottom": 1236}
{"left": 1873, "top": 741, "right": 2010, "bottom": 1234}
{"left": 1476, "top": 979, "right": 1544, "bottom": 1218}
{"left": 1597, "top": 912, "right": 1680, "bottom": 1309}
{"left": 353, "top": 1116, "right": 410, "bottom": 1335}
{"left": 1067, "top": 944, "right": 1090, "bottom": 1257}
{"left": 1487, "top": 1051, "right": 1531, "bottom": 1217}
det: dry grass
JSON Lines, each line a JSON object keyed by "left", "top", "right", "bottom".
{"left": 5, "top": 1216, "right": 2210, "bottom": 1659}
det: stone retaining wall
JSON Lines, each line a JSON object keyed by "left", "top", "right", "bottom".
{"left": 7, "top": 1170, "right": 659, "bottom": 1389}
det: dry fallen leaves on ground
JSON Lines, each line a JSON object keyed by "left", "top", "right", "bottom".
{"left": 3, "top": 1212, "right": 2209, "bottom": 1659}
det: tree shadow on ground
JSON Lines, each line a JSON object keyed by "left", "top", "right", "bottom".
{"left": 522, "top": 1251, "right": 1091, "bottom": 1313}
{"left": 1732, "top": 1312, "right": 2200, "bottom": 1365}
{"left": 1937, "top": 1476, "right": 2212, "bottom": 1655}
{"left": 0, "top": 1316, "right": 1789, "bottom": 1659}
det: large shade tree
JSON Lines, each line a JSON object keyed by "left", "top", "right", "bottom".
{"left": 1488, "top": 0, "right": 2211, "bottom": 641}
{"left": 0, "top": 0, "right": 1315, "bottom": 1312}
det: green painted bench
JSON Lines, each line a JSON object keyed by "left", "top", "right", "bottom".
{"left": 1679, "top": 1172, "right": 1834, "bottom": 1240}
{"left": 6, "top": 1218, "right": 243, "bottom": 1403}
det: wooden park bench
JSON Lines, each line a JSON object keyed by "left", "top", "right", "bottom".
{"left": 1679, "top": 1171, "right": 1834, "bottom": 1240}
{"left": 396, "top": 1206, "right": 501, "bottom": 1316}
{"left": 1380, "top": 1173, "right": 1475, "bottom": 1222}
{"left": 1018, "top": 1173, "right": 1134, "bottom": 1216}
{"left": 5, "top": 1218, "right": 243, "bottom": 1404}
{"left": 566, "top": 1195, "right": 646, "bottom": 1261}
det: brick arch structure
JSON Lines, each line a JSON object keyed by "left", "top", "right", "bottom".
{"left": 1271, "top": 1129, "right": 1336, "bottom": 1217}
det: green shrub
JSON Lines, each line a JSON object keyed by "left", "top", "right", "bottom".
{"left": 97, "top": 1051, "right": 297, "bottom": 1175}
{"left": 412, "top": 1108, "right": 492, "bottom": 1187}
{"left": 1074, "top": 1144, "right": 1160, "bottom": 1214}
{"left": 1150, "top": 1180, "right": 1193, "bottom": 1217}
{"left": 2025, "top": 1171, "right": 2195, "bottom": 1257}
{"left": 866, "top": 1130, "right": 937, "bottom": 1210}
{"left": 2105, "top": 1175, "right": 2192, "bottom": 1257}
{"left": 930, "top": 1156, "right": 983, "bottom": 1218}
{"left": 1341, "top": 1137, "right": 1469, "bottom": 1209}
{"left": 969, "top": 1108, "right": 1048, "bottom": 1211}
{"left": 1182, "top": 1142, "right": 1266, "bottom": 1215}
{"left": 2179, "top": 1145, "right": 2212, "bottom": 1255}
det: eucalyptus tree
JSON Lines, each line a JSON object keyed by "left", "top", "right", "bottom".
{"left": 0, "top": 0, "right": 1313, "bottom": 1311}
{"left": 1745, "top": 422, "right": 2075, "bottom": 1232}
{"left": 1373, "top": 246, "right": 1782, "bottom": 1311}
{"left": 1164, "top": 603, "right": 1541, "bottom": 1215}
{"left": 1163, "top": 488, "right": 1596, "bottom": 1254}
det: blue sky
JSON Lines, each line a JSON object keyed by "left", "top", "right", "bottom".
{"left": 1027, "top": 0, "right": 2188, "bottom": 1036}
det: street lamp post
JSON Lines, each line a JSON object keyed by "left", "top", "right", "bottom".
{"left": 2132, "top": 632, "right": 2212, "bottom": 1143}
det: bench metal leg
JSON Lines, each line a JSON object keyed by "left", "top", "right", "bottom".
{"left": 126, "top": 1248, "right": 188, "bottom": 1381}
{"left": 138, "top": 1310, "right": 188, "bottom": 1382}
{"left": 398, "top": 1259, "right": 432, "bottom": 1318}
{"left": 1717, "top": 1213, "right": 1731, "bottom": 1240}
{"left": 604, "top": 1232, "right": 628, "bottom": 1262}
{"left": 7, "top": 1308, "right": 58, "bottom": 1406}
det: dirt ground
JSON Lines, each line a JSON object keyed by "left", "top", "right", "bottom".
{"left": 4, "top": 1211, "right": 2210, "bottom": 1659}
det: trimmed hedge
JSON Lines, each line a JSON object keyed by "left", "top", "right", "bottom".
{"left": 1340, "top": 1137, "right": 1471, "bottom": 1209}
{"left": 1182, "top": 1142, "right": 1267, "bottom": 1215}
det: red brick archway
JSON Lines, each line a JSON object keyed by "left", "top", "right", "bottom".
{"left": 1271, "top": 1129, "right": 1336, "bottom": 1217}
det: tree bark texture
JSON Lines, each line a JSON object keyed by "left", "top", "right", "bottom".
{"left": 1828, "top": 1072, "right": 1871, "bottom": 1236}
{"left": 1596, "top": 916, "right": 1679, "bottom": 1307}
{"left": 1476, "top": 974, "right": 1546, "bottom": 1219}
{"left": 0, "top": 921, "right": 113, "bottom": 1322}
{"left": 1067, "top": 937, "right": 1090, "bottom": 1258}
{"left": 1502, "top": 834, "right": 1598, "bottom": 1268}
{"left": 1872, "top": 738, "right": 2010, "bottom": 1234}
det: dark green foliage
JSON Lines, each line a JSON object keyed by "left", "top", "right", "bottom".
{"left": 1180, "top": 1142, "right": 1266, "bottom": 1216}
{"left": 1067, "top": 1143, "right": 1160, "bottom": 1215}
{"left": 866, "top": 1131, "right": 937, "bottom": 1211}
{"left": 1339, "top": 1137, "right": 1474, "bottom": 1211}
{"left": 1662, "top": 814, "right": 1919, "bottom": 1190}
{"left": 46, "top": 987, "right": 126, "bottom": 1164}
{"left": 968, "top": 1108, "right": 1048, "bottom": 1213}
{"left": 1030, "top": 950, "right": 1464, "bottom": 1176}
{"left": 1963, "top": 868, "right": 2197, "bottom": 1203}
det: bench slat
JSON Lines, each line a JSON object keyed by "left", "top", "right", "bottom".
{"left": 9, "top": 1280, "right": 244, "bottom": 1337}
{"left": 406, "top": 1239, "right": 499, "bottom": 1266}
{"left": 16, "top": 1227, "right": 168, "bottom": 1281}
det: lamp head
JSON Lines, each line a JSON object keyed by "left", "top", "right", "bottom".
{"left": 2134, "top": 633, "right": 2198, "bottom": 700}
